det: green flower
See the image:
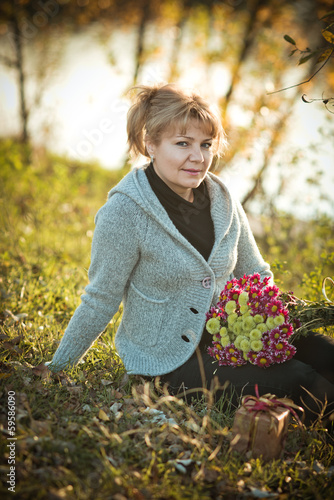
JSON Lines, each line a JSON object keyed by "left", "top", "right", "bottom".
{"left": 266, "top": 317, "right": 276, "bottom": 330}
{"left": 274, "top": 314, "right": 285, "bottom": 326}
{"left": 257, "top": 323, "right": 268, "bottom": 334}
{"left": 240, "top": 338, "right": 251, "bottom": 353}
{"left": 206, "top": 317, "right": 221, "bottom": 334}
{"left": 227, "top": 312, "right": 238, "bottom": 326}
{"left": 250, "top": 340, "right": 263, "bottom": 352}
{"left": 221, "top": 336, "right": 231, "bottom": 348}
{"left": 250, "top": 328, "right": 262, "bottom": 341}
{"left": 232, "top": 322, "right": 243, "bottom": 336}
{"left": 253, "top": 314, "right": 265, "bottom": 324}
{"left": 243, "top": 316, "right": 256, "bottom": 331}
{"left": 240, "top": 305, "right": 249, "bottom": 315}
{"left": 225, "top": 300, "right": 237, "bottom": 315}
{"left": 238, "top": 291, "right": 249, "bottom": 306}
{"left": 234, "top": 335, "right": 245, "bottom": 349}
{"left": 219, "top": 326, "right": 228, "bottom": 337}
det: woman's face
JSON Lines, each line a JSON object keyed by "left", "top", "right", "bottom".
{"left": 146, "top": 120, "right": 214, "bottom": 202}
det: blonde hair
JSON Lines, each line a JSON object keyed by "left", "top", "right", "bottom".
{"left": 126, "top": 83, "right": 227, "bottom": 160}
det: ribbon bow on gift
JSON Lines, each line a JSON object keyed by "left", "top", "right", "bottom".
{"left": 242, "top": 384, "right": 304, "bottom": 427}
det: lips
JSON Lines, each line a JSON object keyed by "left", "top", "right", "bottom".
{"left": 183, "top": 169, "right": 201, "bottom": 175}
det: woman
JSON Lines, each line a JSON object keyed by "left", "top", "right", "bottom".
{"left": 48, "top": 83, "right": 334, "bottom": 423}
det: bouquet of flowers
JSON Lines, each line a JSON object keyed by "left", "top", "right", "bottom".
{"left": 206, "top": 273, "right": 300, "bottom": 368}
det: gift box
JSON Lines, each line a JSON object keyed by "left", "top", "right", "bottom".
{"left": 230, "top": 398, "right": 290, "bottom": 461}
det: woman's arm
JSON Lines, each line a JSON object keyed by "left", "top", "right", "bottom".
{"left": 48, "top": 194, "right": 142, "bottom": 372}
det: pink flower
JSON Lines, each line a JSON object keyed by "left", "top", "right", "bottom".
{"left": 284, "top": 343, "right": 296, "bottom": 360}
{"left": 225, "top": 345, "right": 247, "bottom": 366}
{"left": 237, "top": 275, "right": 249, "bottom": 288}
{"left": 253, "top": 351, "right": 274, "bottom": 367}
{"left": 261, "top": 332, "right": 271, "bottom": 348}
{"left": 248, "top": 285, "right": 262, "bottom": 301}
{"left": 269, "top": 328, "right": 283, "bottom": 342}
{"left": 276, "top": 324, "right": 294, "bottom": 339}
{"left": 271, "top": 343, "right": 296, "bottom": 364}
{"left": 270, "top": 351, "right": 287, "bottom": 364}
{"left": 229, "top": 289, "right": 242, "bottom": 303}
{"left": 248, "top": 273, "right": 261, "bottom": 285}
{"left": 247, "top": 350, "right": 259, "bottom": 363}
{"left": 205, "top": 307, "right": 225, "bottom": 321}
{"left": 262, "top": 285, "right": 280, "bottom": 301}
{"left": 265, "top": 299, "right": 284, "bottom": 318}
{"left": 217, "top": 356, "right": 230, "bottom": 366}
{"left": 208, "top": 342, "right": 225, "bottom": 364}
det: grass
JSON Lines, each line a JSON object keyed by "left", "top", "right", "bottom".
{"left": 1, "top": 140, "right": 334, "bottom": 499}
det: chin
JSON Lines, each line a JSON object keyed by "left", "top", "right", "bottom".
{"left": 190, "top": 178, "right": 203, "bottom": 187}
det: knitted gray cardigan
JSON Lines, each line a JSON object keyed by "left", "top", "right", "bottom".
{"left": 48, "top": 166, "right": 273, "bottom": 375}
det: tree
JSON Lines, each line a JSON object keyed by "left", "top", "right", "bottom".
{"left": 0, "top": 0, "right": 67, "bottom": 142}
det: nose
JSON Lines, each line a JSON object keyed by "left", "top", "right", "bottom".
{"left": 190, "top": 145, "right": 204, "bottom": 163}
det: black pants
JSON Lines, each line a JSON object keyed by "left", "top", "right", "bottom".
{"left": 160, "top": 332, "right": 334, "bottom": 424}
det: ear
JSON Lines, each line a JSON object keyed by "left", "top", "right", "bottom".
{"left": 145, "top": 137, "right": 156, "bottom": 158}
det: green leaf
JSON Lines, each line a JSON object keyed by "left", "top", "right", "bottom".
{"left": 298, "top": 53, "right": 315, "bottom": 65}
{"left": 284, "top": 34, "right": 296, "bottom": 45}
{"left": 289, "top": 49, "right": 297, "bottom": 57}
{"left": 322, "top": 30, "right": 334, "bottom": 44}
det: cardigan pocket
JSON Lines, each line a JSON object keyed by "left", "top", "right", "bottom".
{"left": 122, "top": 281, "right": 169, "bottom": 347}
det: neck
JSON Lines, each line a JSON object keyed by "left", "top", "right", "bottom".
{"left": 150, "top": 160, "right": 195, "bottom": 203}
{"left": 185, "top": 189, "right": 194, "bottom": 203}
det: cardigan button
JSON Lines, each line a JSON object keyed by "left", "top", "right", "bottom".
{"left": 201, "top": 277, "right": 211, "bottom": 289}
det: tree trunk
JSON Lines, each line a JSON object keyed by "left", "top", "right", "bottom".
{"left": 133, "top": 0, "right": 151, "bottom": 84}
{"left": 241, "top": 90, "right": 301, "bottom": 210}
{"left": 12, "top": 15, "right": 29, "bottom": 143}
{"left": 222, "top": 0, "right": 263, "bottom": 116}
{"left": 167, "top": 14, "right": 187, "bottom": 82}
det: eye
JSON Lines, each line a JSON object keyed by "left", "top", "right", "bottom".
{"left": 176, "top": 141, "right": 188, "bottom": 147}
{"left": 202, "top": 142, "right": 212, "bottom": 149}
